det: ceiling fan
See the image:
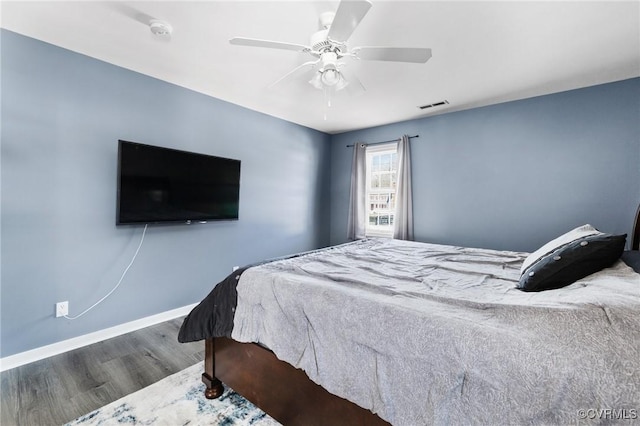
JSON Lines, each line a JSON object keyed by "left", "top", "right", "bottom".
{"left": 229, "top": 0, "right": 432, "bottom": 100}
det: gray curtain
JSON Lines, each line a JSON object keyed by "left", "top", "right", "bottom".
{"left": 393, "top": 135, "right": 414, "bottom": 240}
{"left": 347, "top": 142, "right": 367, "bottom": 240}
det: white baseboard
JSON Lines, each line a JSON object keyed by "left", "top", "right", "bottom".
{"left": 0, "top": 303, "right": 198, "bottom": 372}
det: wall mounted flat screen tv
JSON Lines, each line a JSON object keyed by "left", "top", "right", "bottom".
{"left": 117, "top": 140, "right": 241, "bottom": 225}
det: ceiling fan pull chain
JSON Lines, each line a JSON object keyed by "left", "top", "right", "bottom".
{"left": 323, "top": 87, "right": 334, "bottom": 121}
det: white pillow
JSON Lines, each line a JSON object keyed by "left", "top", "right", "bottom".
{"left": 521, "top": 224, "right": 601, "bottom": 273}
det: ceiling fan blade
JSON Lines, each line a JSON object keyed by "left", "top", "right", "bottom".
{"left": 269, "top": 60, "right": 320, "bottom": 89}
{"left": 353, "top": 47, "right": 432, "bottom": 63}
{"left": 229, "top": 37, "right": 309, "bottom": 53}
{"left": 327, "top": 0, "right": 373, "bottom": 43}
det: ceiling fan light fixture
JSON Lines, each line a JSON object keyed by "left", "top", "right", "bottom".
{"left": 321, "top": 68, "right": 340, "bottom": 86}
{"left": 309, "top": 68, "right": 348, "bottom": 91}
{"left": 335, "top": 75, "right": 349, "bottom": 91}
{"left": 309, "top": 73, "right": 324, "bottom": 90}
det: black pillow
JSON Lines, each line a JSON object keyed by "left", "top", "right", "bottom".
{"left": 518, "top": 233, "right": 627, "bottom": 292}
{"left": 621, "top": 250, "right": 640, "bottom": 273}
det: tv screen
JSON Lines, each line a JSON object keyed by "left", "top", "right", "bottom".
{"left": 117, "top": 140, "right": 241, "bottom": 225}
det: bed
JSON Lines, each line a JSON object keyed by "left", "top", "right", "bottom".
{"left": 179, "top": 210, "right": 640, "bottom": 425}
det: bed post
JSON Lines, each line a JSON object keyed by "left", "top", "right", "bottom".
{"left": 202, "top": 338, "right": 224, "bottom": 399}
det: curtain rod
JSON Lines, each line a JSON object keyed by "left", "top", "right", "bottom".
{"left": 346, "top": 135, "right": 419, "bottom": 148}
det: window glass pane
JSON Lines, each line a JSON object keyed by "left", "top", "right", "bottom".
{"left": 380, "top": 173, "right": 391, "bottom": 188}
{"left": 381, "top": 154, "right": 391, "bottom": 172}
{"left": 365, "top": 145, "right": 398, "bottom": 238}
{"left": 372, "top": 156, "right": 380, "bottom": 172}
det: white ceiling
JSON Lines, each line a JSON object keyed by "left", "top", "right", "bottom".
{"left": 2, "top": 1, "right": 639, "bottom": 134}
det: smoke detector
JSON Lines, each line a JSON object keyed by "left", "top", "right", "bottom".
{"left": 149, "top": 20, "right": 173, "bottom": 36}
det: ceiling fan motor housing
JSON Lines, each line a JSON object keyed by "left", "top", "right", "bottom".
{"left": 310, "top": 29, "right": 332, "bottom": 52}
{"left": 311, "top": 11, "right": 345, "bottom": 55}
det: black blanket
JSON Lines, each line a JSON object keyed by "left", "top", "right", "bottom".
{"left": 178, "top": 265, "right": 250, "bottom": 342}
{"left": 178, "top": 244, "right": 339, "bottom": 343}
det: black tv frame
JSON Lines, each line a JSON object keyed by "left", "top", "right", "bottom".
{"left": 116, "top": 140, "right": 241, "bottom": 225}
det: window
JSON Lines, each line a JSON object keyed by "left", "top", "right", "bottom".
{"left": 365, "top": 143, "right": 398, "bottom": 237}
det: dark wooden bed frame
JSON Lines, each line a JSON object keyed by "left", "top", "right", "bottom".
{"left": 200, "top": 205, "right": 640, "bottom": 425}
{"left": 202, "top": 338, "right": 389, "bottom": 425}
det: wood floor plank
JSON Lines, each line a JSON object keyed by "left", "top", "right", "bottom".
{"left": 0, "top": 318, "right": 204, "bottom": 425}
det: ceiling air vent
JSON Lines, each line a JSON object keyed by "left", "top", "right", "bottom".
{"left": 418, "top": 100, "right": 449, "bottom": 110}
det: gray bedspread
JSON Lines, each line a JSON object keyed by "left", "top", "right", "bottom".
{"left": 231, "top": 238, "right": 640, "bottom": 425}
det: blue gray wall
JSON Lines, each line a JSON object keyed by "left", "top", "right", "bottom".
{"left": 1, "top": 30, "right": 331, "bottom": 357}
{"left": 330, "top": 78, "right": 640, "bottom": 251}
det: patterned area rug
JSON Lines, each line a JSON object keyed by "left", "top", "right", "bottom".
{"left": 66, "top": 363, "right": 280, "bottom": 425}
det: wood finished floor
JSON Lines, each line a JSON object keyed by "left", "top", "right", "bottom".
{"left": 0, "top": 317, "right": 205, "bottom": 425}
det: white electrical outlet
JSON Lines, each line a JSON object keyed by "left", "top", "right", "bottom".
{"left": 56, "top": 301, "right": 69, "bottom": 318}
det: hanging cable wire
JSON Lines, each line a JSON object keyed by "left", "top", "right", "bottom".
{"left": 64, "top": 224, "right": 148, "bottom": 320}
